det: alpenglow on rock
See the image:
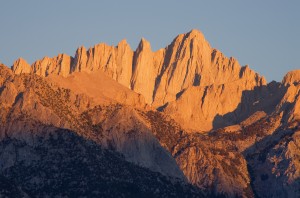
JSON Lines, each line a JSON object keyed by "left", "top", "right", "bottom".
{"left": 282, "top": 70, "right": 300, "bottom": 86}
{"left": 11, "top": 29, "right": 266, "bottom": 132}
{"left": 11, "top": 58, "right": 31, "bottom": 74}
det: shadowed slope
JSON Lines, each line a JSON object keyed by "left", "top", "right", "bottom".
{"left": 0, "top": 128, "right": 205, "bottom": 197}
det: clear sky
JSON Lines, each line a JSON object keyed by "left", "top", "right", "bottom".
{"left": 0, "top": 1, "right": 299, "bottom": 82}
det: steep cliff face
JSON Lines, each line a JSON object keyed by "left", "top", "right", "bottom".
{"left": 164, "top": 67, "right": 266, "bottom": 131}
{"left": 31, "top": 54, "right": 73, "bottom": 77}
{"left": 275, "top": 71, "right": 300, "bottom": 124}
{"left": 131, "top": 38, "right": 164, "bottom": 104}
{"left": 11, "top": 58, "right": 31, "bottom": 74}
{"left": 152, "top": 30, "right": 265, "bottom": 131}
{"left": 72, "top": 40, "right": 134, "bottom": 88}
{"left": 11, "top": 29, "right": 265, "bottom": 132}
{"left": 152, "top": 30, "right": 214, "bottom": 107}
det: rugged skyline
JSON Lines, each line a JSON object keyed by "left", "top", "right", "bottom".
{"left": 1, "top": 1, "right": 300, "bottom": 82}
{"left": 12, "top": 29, "right": 267, "bottom": 132}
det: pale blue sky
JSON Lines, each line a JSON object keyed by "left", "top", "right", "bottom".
{"left": 0, "top": 1, "right": 299, "bottom": 82}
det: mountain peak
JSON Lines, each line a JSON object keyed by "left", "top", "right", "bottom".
{"left": 15, "top": 57, "right": 27, "bottom": 62}
{"left": 77, "top": 45, "right": 87, "bottom": 52}
{"left": 118, "top": 39, "right": 128, "bottom": 46}
{"left": 117, "top": 39, "right": 132, "bottom": 51}
{"left": 11, "top": 57, "right": 31, "bottom": 74}
{"left": 187, "top": 29, "right": 205, "bottom": 39}
{"left": 282, "top": 70, "right": 300, "bottom": 85}
{"left": 137, "top": 37, "right": 151, "bottom": 51}
{"left": 169, "top": 29, "right": 210, "bottom": 54}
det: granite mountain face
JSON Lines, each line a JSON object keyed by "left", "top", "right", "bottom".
{"left": 12, "top": 29, "right": 266, "bottom": 132}
{"left": 2, "top": 29, "right": 300, "bottom": 197}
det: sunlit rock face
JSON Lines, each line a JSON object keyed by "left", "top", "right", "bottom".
{"left": 11, "top": 58, "right": 31, "bottom": 75}
{"left": 5, "top": 29, "right": 300, "bottom": 197}
{"left": 282, "top": 70, "right": 300, "bottom": 86}
{"left": 11, "top": 29, "right": 265, "bottom": 132}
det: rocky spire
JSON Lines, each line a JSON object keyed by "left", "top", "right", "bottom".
{"left": 12, "top": 58, "right": 31, "bottom": 74}
{"left": 131, "top": 38, "right": 157, "bottom": 104}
